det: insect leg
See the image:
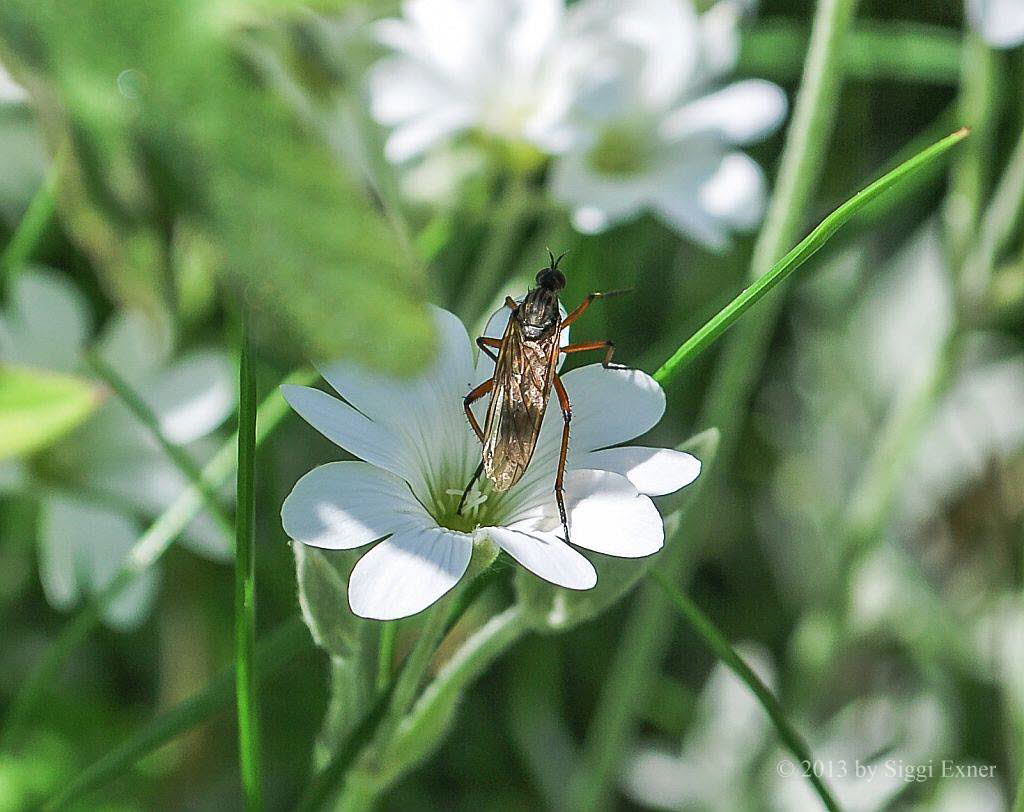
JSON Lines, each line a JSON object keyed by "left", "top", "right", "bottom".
{"left": 560, "top": 339, "right": 625, "bottom": 369}
{"left": 463, "top": 378, "right": 493, "bottom": 443}
{"left": 456, "top": 460, "right": 485, "bottom": 516}
{"left": 552, "top": 374, "right": 572, "bottom": 544}
{"left": 476, "top": 336, "right": 502, "bottom": 363}
{"left": 560, "top": 288, "right": 633, "bottom": 329}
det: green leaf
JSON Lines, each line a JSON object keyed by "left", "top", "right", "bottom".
{"left": 0, "top": 0, "right": 435, "bottom": 374}
{"left": 0, "top": 364, "right": 101, "bottom": 460}
{"left": 293, "top": 544, "right": 379, "bottom": 762}
{"left": 516, "top": 429, "right": 721, "bottom": 631}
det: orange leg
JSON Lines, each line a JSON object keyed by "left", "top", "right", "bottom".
{"left": 463, "top": 378, "right": 493, "bottom": 443}
{"left": 560, "top": 288, "right": 632, "bottom": 329}
{"left": 552, "top": 374, "right": 572, "bottom": 544}
{"left": 477, "top": 335, "right": 502, "bottom": 363}
{"left": 561, "top": 339, "right": 623, "bottom": 368}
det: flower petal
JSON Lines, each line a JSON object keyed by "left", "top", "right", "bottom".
{"left": 281, "top": 385, "right": 423, "bottom": 489}
{"left": 968, "top": 0, "right": 1024, "bottom": 49}
{"left": 384, "top": 104, "right": 476, "bottom": 163}
{"left": 698, "top": 151, "right": 766, "bottom": 231}
{"left": 660, "top": 80, "right": 787, "bottom": 145}
{"left": 0, "top": 270, "right": 91, "bottom": 373}
{"left": 320, "top": 305, "right": 475, "bottom": 429}
{"left": 549, "top": 148, "right": 656, "bottom": 234}
{"left": 95, "top": 310, "right": 173, "bottom": 386}
{"left": 582, "top": 446, "right": 701, "bottom": 496}
{"left": 348, "top": 527, "right": 472, "bottom": 620}
{"left": 561, "top": 469, "right": 664, "bottom": 557}
{"left": 39, "top": 494, "right": 158, "bottom": 630}
{"left": 147, "top": 351, "right": 235, "bottom": 444}
{"left": 482, "top": 525, "right": 597, "bottom": 589}
{"left": 318, "top": 305, "right": 479, "bottom": 491}
{"left": 282, "top": 461, "right": 432, "bottom": 550}
{"left": 559, "top": 364, "right": 666, "bottom": 451}
{"left": 651, "top": 151, "right": 766, "bottom": 248}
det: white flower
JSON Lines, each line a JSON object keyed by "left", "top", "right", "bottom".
{"left": 281, "top": 304, "right": 700, "bottom": 620}
{"left": 623, "top": 643, "right": 775, "bottom": 811}
{"left": 0, "top": 62, "right": 28, "bottom": 103}
{"left": 549, "top": 0, "right": 787, "bottom": 248}
{"left": 0, "top": 270, "right": 235, "bottom": 629}
{"left": 367, "top": 0, "right": 577, "bottom": 163}
{"left": 967, "top": 0, "right": 1024, "bottom": 49}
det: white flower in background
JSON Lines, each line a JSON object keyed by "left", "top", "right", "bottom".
{"left": 281, "top": 305, "right": 700, "bottom": 620}
{"left": 767, "top": 693, "right": 950, "bottom": 812}
{"left": 550, "top": 0, "right": 787, "bottom": 247}
{"left": 0, "top": 62, "right": 28, "bottom": 103}
{"left": 967, "top": 0, "right": 1024, "bottom": 49}
{"left": 367, "top": 0, "right": 577, "bottom": 162}
{"left": 623, "top": 644, "right": 774, "bottom": 811}
{"left": 0, "top": 270, "right": 235, "bottom": 629}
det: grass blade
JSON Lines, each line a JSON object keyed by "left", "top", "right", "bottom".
{"left": 653, "top": 127, "right": 969, "bottom": 385}
{"left": 43, "top": 619, "right": 307, "bottom": 811}
{"left": 0, "top": 156, "right": 61, "bottom": 279}
{"left": 650, "top": 571, "right": 841, "bottom": 812}
{"left": 234, "top": 314, "right": 262, "bottom": 809}
{"left": 0, "top": 368, "right": 315, "bottom": 751}
{"left": 84, "top": 350, "right": 233, "bottom": 534}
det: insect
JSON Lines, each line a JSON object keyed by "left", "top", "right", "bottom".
{"left": 458, "top": 250, "right": 628, "bottom": 544}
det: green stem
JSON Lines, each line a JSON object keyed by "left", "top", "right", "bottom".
{"left": 944, "top": 32, "right": 999, "bottom": 284}
{"left": 0, "top": 156, "right": 61, "bottom": 280}
{"left": 234, "top": 313, "right": 262, "bottom": 809}
{"left": 0, "top": 368, "right": 315, "bottom": 752}
{"left": 390, "top": 606, "right": 527, "bottom": 751}
{"left": 375, "top": 623, "right": 397, "bottom": 697}
{"left": 650, "top": 572, "right": 841, "bottom": 812}
{"left": 571, "top": 0, "right": 862, "bottom": 806}
{"left": 43, "top": 619, "right": 307, "bottom": 811}
{"left": 297, "top": 679, "right": 398, "bottom": 812}
{"left": 962, "top": 119, "right": 1024, "bottom": 316}
{"left": 84, "top": 350, "right": 234, "bottom": 534}
{"left": 382, "top": 603, "right": 451, "bottom": 736}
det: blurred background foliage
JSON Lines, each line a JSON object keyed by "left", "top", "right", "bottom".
{"left": 1, "top": 0, "right": 1023, "bottom": 809}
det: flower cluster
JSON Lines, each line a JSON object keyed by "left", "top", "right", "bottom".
{"left": 281, "top": 305, "right": 700, "bottom": 620}
{"left": 367, "top": 0, "right": 787, "bottom": 249}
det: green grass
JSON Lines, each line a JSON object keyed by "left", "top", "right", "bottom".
{"left": 234, "top": 314, "right": 263, "bottom": 809}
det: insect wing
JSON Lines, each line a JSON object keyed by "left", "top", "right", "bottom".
{"left": 482, "top": 318, "right": 560, "bottom": 491}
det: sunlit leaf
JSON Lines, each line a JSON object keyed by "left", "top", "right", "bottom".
{"left": 0, "top": 364, "right": 102, "bottom": 460}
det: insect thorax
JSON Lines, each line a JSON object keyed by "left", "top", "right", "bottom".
{"left": 517, "top": 287, "right": 561, "bottom": 341}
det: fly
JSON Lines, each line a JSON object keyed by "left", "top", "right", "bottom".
{"left": 458, "top": 250, "right": 628, "bottom": 544}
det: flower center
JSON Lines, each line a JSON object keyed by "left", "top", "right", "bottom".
{"left": 436, "top": 486, "right": 492, "bottom": 533}
{"left": 587, "top": 122, "right": 654, "bottom": 176}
